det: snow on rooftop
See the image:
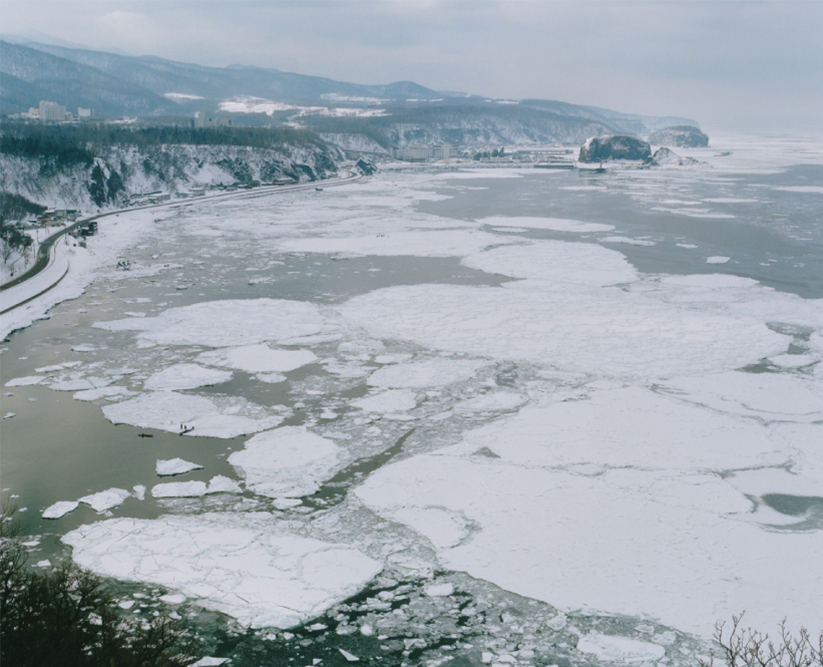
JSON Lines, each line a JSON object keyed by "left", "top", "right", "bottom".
{"left": 63, "top": 514, "right": 382, "bottom": 629}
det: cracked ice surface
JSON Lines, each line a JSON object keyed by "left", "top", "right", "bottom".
{"left": 338, "top": 242, "right": 808, "bottom": 381}
{"left": 94, "top": 298, "right": 329, "bottom": 347}
{"left": 144, "top": 364, "right": 232, "bottom": 391}
{"left": 228, "top": 426, "right": 340, "bottom": 498}
{"left": 62, "top": 514, "right": 382, "bottom": 629}
{"left": 196, "top": 345, "right": 317, "bottom": 373}
{"left": 102, "top": 391, "right": 283, "bottom": 438}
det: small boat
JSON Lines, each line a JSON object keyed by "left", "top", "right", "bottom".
{"left": 138, "top": 433, "right": 153, "bottom": 438}
{"left": 179, "top": 427, "right": 195, "bottom": 436}
{"left": 315, "top": 187, "right": 324, "bottom": 192}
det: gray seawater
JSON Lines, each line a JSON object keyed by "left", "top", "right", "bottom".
{"left": 2, "top": 156, "right": 822, "bottom": 666}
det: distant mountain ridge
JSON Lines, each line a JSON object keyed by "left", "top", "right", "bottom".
{"left": 0, "top": 40, "right": 700, "bottom": 146}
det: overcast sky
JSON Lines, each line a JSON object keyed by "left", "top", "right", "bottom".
{"left": 3, "top": 0, "right": 821, "bottom": 131}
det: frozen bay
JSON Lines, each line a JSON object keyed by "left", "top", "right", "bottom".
{"left": 2, "top": 135, "right": 822, "bottom": 666}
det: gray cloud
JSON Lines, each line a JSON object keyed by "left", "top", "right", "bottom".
{"left": 5, "top": 0, "right": 822, "bottom": 130}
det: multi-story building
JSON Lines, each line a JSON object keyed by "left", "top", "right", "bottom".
{"left": 39, "top": 100, "right": 69, "bottom": 122}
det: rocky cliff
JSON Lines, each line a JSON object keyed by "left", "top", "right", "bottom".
{"left": 578, "top": 135, "right": 652, "bottom": 163}
{"left": 648, "top": 125, "right": 709, "bottom": 148}
{"left": 0, "top": 142, "right": 341, "bottom": 211}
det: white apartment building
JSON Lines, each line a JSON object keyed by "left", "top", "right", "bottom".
{"left": 39, "top": 100, "right": 69, "bottom": 122}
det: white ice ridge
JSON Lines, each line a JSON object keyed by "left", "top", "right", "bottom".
{"left": 103, "top": 391, "right": 283, "bottom": 438}
{"left": 196, "top": 345, "right": 316, "bottom": 373}
{"left": 278, "top": 229, "right": 513, "bottom": 258}
{"left": 355, "top": 383, "right": 823, "bottom": 637}
{"left": 228, "top": 426, "right": 340, "bottom": 498}
{"left": 476, "top": 216, "right": 615, "bottom": 233}
{"left": 337, "top": 241, "right": 820, "bottom": 381}
{"left": 144, "top": 364, "right": 232, "bottom": 391}
{"left": 93, "top": 298, "right": 329, "bottom": 347}
{"left": 62, "top": 513, "right": 382, "bottom": 628}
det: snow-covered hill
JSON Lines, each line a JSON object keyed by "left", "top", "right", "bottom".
{"left": 0, "top": 142, "right": 341, "bottom": 211}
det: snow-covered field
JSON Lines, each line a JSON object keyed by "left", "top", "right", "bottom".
{"left": 3, "top": 134, "right": 823, "bottom": 665}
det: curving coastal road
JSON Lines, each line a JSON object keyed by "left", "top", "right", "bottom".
{"left": 0, "top": 171, "right": 360, "bottom": 315}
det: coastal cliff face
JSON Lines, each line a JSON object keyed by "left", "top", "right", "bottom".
{"left": 578, "top": 135, "right": 652, "bottom": 162}
{"left": 0, "top": 142, "right": 341, "bottom": 211}
{"left": 648, "top": 125, "right": 709, "bottom": 148}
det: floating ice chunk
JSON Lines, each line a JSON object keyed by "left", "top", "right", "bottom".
{"left": 598, "top": 235, "right": 656, "bottom": 246}
{"left": 78, "top": 488, "right": 131, "bottom": 513}
{"left": 35, "top": 364, "right": 66, "bottom": 373}
{"left": 207, "top": 475, "right": 242, "bottom": 494}
{"left": 2, "top": 413, "right": 14, "bottom": 419}
{"left": 339, "top": 277, "right": 787, "bottom": 381}
{"left": 577, "top": 634, "right": 665, "bottom": 663}
{"left": 229, "top": 426, "right": 340, "bottom": 498}
{"left": 676, "top": 243, "right": 698, "bottom": 249}
{"left": 152, "top": 481, "right": 208, "bottom": 498}
{"left": 94, "top": 299, "right": 328, "bottom": 347}
{"left": 43, "top": 500, "right": 79, "bottom": 519}
{"left": 5, "top": 376, "right": 46, "bottom": 386}
{"left": 103, "top": 391, "right": 283, "bottom": 438}
{"left": 255, "top": 372, "right": 287, "bottom": 384}
{"left": 706, "top": 255, "right": 731, "bottom": 264}
{"left": 374, "top": 353, "right": 413, "bottom": 365}
{"left": 50, "top": 375, "right": 113, "bottom": 391}
{"left": 278, "top": 230, "right": 509, "bottom": 258}
{"left": 338, "top": 648, "right": 360, "bottom": 662}
{"left": 156, "top": 458, "right": 204, "bottom": 476}
{"left": 338, "top": 340, "right": 385, "bottom": 357}
{"left": 159, "top": 593, "right": 186, "bottom": 605}
{"left": 368, "top": 359, "right": 485, "bottom": 388}
{"left": 133, "top": 485, "right": 146, "bottom": 500}
{"left": 455, "top": 392, "right": 527, "bottom": 412}
{"left": 36, "top": 560, "right": 51, "bottom": 568}
{"left": 352, "top": 389, "right": 417, "bottom": 413}
{"left": 477, "top": 216, "right": 614, "bottom": 233}
{"left": 196, "top": 345, "right": 316, "bottom": 373}
{"left": 63, "top": 514, "right": 382, "bottom": 628}
{"left": 144, "top": 364, "right": 232, "bottom": 391}
{"left": 660, "top": 371, "right": 823, "bottom": 422}
{"left": 71, "top": 344, "right": 99, "bottom": 352}
{"left": 462, "top": 241, "right": 638, "bottom": 286}
{"left": 73, "top": 386, "right": 137, "bottom": 401}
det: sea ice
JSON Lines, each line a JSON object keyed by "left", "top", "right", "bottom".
{"left": 156, "top": 458, "right": 204, "bottom": 476}
{"left": 144, "top": 364, "right": 232, "bottom": 391}
{"left": 42, "top": 500, "right": 79, "bottom": 519}
{"left": 278, "top": 230, "right": 511, "bottom": 259}
{"left": 352, "top": 389, "right": 417, "bottom": 413}
{"left": 196, "top": 345, "right": 316, "bottom": 373}
{"left": 598, "top": 235, "right": 656, "bottom": 246}
{"left": 229, "top": 426, "right": 340, "bottom": 497}
{"left": 73, "top": 386, "right": 137, "bottom": 401}
{"left": 62, "top": 514, "right": 382, "bottom": 628}
{"left": 577, "top": 634, "right": 665, "bottom": 663}
{"left": 103, "top": 391, "right": 283, "bottom": 438}
{"left": 706, "top": 256, "right": 731, "bottom": 264}
{"left": 78, "top": 488, "right": 132, "bottom": 513}
{"left": 152, "top": 481, "right": 208, "bottom": 498}
{"left": 5, "top": 375, "right": 46, "bottom": 386}
{"left": 94, "top": 299, "right": 329, "bottom": 347}
{"left": 367, "top": 359, "right": 486, "bottom": 388}
{"left": 476, "top": 216, "right": 614, "bottom": 233}
{"left": 455, "top": 392, "right": 527, "bottom": 412}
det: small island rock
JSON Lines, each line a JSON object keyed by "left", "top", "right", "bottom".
{"left": 578, "top": 135, "right": 652, "bottom": 163}
{"left": 648, "top": 125, "right": 709, "bottom": 148}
